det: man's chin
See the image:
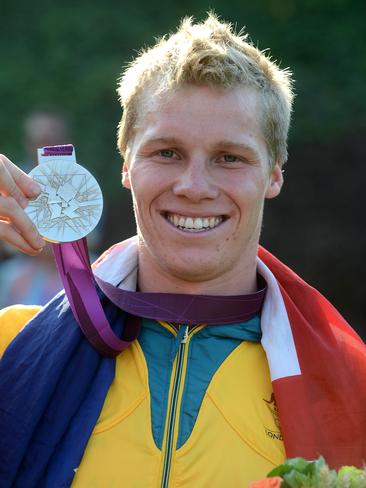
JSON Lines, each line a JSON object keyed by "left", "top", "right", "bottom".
{"left": 160, "top": 258, "right": 229, "bottom": 285}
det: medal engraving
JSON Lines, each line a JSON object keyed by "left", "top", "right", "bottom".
{"left": 25, "top": 160, "right": 103, "bottom": 242}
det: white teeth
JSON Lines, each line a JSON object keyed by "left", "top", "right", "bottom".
{"left": 185, "top": 217, "right": 193, "bottom": 229}
{"left": 166, "top": 213, "right": 223, "bottom": 231}
{"left": 194, "top": 218, "right": 203, "bottom": 229}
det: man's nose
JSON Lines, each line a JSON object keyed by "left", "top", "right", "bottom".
{"left": 172, "top": 159, "right": 219, "bottom": 202}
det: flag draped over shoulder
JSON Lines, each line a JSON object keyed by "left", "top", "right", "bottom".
{"left": 258, "top": 246, "right": 366, "bottom": 469}
{"left": 0, "top": 291, "right": 123, "bottom": 487}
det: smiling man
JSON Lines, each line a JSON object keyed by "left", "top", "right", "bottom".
{"left": 0, "top": 14, "right": 365, "bottom": 488}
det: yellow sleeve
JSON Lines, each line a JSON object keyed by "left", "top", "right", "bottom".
{"left": 0, "top": 305, "right": 42, "bottom": 357}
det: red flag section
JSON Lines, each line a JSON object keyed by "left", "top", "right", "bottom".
{"left": 258, "top": 246, "right": 366, "bottom": 469}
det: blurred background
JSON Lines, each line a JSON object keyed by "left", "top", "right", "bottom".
{"left": 0, "top": 0, "right": 365, "bottom": 337}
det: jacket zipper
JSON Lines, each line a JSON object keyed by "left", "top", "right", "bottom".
{"left": 160, "top": 325, "right": 196, "bottom": 488}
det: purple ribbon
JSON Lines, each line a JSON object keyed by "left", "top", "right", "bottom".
{"left": 52, "top": 238, "right": 266, "bottom": 356}
{"left": 42, "top": 143, "right": 138, "bottom": 357}
{"left": 42, "top": 144, "right": 74, "bottom": 157}
{"left": 52, "top": 239, "right": 140, "bottom": 357}
{"left": 95, "top": 275, "right": 266, "bottom": 325}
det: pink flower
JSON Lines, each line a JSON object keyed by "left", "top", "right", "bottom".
{"left": 248, "top": 476, "right": 283, "bottom": 488}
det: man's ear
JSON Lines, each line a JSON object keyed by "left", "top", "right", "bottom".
{"left": 265, "top": 161, "right": 284, "bottom": 199}
{"left": 122, "top": 161, "right": 131, "bottom": 189}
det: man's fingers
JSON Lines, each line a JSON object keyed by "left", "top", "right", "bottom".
{"left": 0, "top": 196, "right": 45, "bottom": 250}
{"left": 0, "top": 156, "right": 28, "bottom": 207}
{"left": 0, "top": 221, "right": 44, "bottom": 256}
{"left": 0, "top": 154, "right": 41, "bottom": 206}
{"left": 0, "top": 155, "right": 45, "bottom": 256}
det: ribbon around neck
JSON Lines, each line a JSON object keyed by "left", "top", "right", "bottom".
{"left": 52, "top": 238, "right": 266, "bottom": 357}
{"left": 95, "top": 275, "right": 266, "bottom": 325}
{"left": 52, "top": 239, "right": 140, "bottom": 357}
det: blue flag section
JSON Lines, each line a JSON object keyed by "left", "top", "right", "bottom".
{"left": 0, "top": 291, "right": 123, "bottom": 488}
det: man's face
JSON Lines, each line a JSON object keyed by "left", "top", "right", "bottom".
{"left": 123, "top": 85, "right": 283, "bottom": 288}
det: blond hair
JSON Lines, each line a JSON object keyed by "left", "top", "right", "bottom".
{"left": 117, "top": 14, "right": 294, "bottom": 165}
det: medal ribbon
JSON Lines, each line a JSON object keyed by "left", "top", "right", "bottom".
{"left": 95, "top": 275, "right": 266, "bottom": 325}
{"left": 53, "top": 237, "right": 265, "bottom": 357}
{"left": 39, "top": 145, "right": 140, "bottom": 357}
{"left": 52, "top": 239, "right": 140, "bottom": 357}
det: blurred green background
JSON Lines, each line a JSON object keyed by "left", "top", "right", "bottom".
{"left": 0, "top": 0, "right": 365, "bottom": 335}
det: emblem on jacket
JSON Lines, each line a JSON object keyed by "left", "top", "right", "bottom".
{"left": 263, "top": 393, "right": 283, "bottom": 441}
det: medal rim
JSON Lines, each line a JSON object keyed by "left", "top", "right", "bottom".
{"left": 25, "top": 160, "right": 103, "bottom": 243}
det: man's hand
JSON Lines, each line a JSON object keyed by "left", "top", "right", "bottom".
{"left": 0, "top": 154, "right": 45, "bottom": 255}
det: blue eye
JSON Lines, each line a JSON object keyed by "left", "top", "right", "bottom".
{"left": 223, "top": 154, "right": 238, "bottom": 163}
{"left": 160, "top": 150, "right": 175, "bottom": 158}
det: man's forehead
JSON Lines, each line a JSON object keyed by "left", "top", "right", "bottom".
{"left": 136, "top": 84, "right": 263, "bottom": 122}
{"left": 131, "top": 85, "right": 266, "bottom": 156}
{"left": 135, "top": 85, "right": 262, "bottom": 135}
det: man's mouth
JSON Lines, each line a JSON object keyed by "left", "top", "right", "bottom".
{"left": 164, "top": 212, "right": 225, "bottom": 232}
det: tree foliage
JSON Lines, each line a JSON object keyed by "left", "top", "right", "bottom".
{"left": 1, "top": 0, "right": 365, "bottom": 181}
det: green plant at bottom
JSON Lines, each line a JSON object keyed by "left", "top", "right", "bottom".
{"left": 267, "top": 456, "right": 366, "bottom": 488}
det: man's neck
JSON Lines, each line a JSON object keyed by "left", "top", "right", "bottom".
{"left": 136, "top": 252, "right": 258, "bottom": 296}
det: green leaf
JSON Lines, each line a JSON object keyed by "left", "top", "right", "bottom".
{"left": 337, "top": 466, "right": 366, "bottom": 487}
{"left": 266, "top": 456, "right": 366, "bottom": 487}
{"left": 282, "top": 470, "right": 315, "bottom": 488}
{"left": 268, "top": 457, "right": 315, "bottom": 477}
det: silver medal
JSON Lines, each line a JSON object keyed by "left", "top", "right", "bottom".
{"left": 25, "top": 159, "right": 103, "bottom": 243}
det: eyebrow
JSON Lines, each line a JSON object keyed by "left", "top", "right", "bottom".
{"left": 142, "top": 137, "right": 183, "bottom": 146}
{"left": 213, "top": 140, "right": 261, "bottom": 160}
{"left": 142, "top": 137, "right": 261, "bottom": 160}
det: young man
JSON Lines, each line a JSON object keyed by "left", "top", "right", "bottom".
{"left": 0, "top": 14, "right": 365, "bottom": 488}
